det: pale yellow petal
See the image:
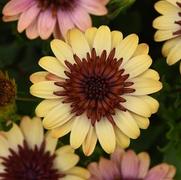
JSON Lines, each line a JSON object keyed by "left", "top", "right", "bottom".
{"left": 70, "top": 114, "right": 91, "bottom": 149}
{"left": 154, "top": 30, "right": 177, "bottom": 42}
{"left": 85, "top": 27, "right": 97, "bottom": 48}
{"left": 93, "top": 26, "right": 111, "bottom": 55}
{"left": 45, "top": 131, "right": 58, "bottom": 155}
{"left": 39, "top": 56, "right": 67, "bottom": 79}
{"left": 166, "top": 0, "right": 181, "bottom": 7}
{"left": 95, "top": 118, "right": 116, "bottom": 153}
{"left": 50, "top": 39, "right": 74, "bottom": 65}
{"left": 54, "top": 153, "right": 79, "bottom": 171}
{"left": 123, "top": 95, "right": 151, "bottom": 117}
{"left": 115, "top": 34, "right": 139, "bottom": 65}
{"left": 133, "top": 43, "right": 149, "bottom": 57}
{"left": 167, "top": 41, "right": 181, "bottom": 65}
{"left": 138, "top": 69, "right": 160, "bottom": 80}
{"left": 0, "top": 135, "right": 10, "bottom": 157}
{"left": 139, "top": 96, "right": 159, "bottom": 114}
{"left": 20, "top": 116, "right": 44, "bottom": 149}
{"left": 65, "top": 166, "right": 90, "bottom": 179}
{"left": 82, "top": 125, "right": 97, "bottom": 156}
{"left": 131, "top": 78, "right": 162, "bottom": 95}
{"left": 154, "top": 0, "right": 180, "bottom": 15}
{"left": 114, "top": 126, "right": 130, "bottom": 148}
{"left": 43, "top": 102, "right": 72, "bottom": 129}
{"left": 35, "top": 99, "right": 61, "bottom": 117}
{"left": 51, "top": 119, "right": 73, "bottom": 138}
{"left": 111, "top": 30, "right": 123, "bottom": 48}
{"left": 30, "top": 71, "right": 48, "bottom": 84}
{"left": 4, "top": 123, "right": 24, "bottom": 151}
{"left": 123, "top": 55, "right": 152, "bottom": 78}
{"left": 30, "top": 81, "right": 62, "bottom": 99}
{"left": 61, "top": 175, "right": 84, "bottom": 180}
{"left": 114, "top": 110, "right": 140, "bottom": 139}
{"left": 137, "top": 152, "right": 150, "bottom": 178}
{"left": 131, "top": 113, "right": 150, "bottom": 129}
{"left": 153, "top": 15, "right": 180, "bottom": 30}
{"left": 162, "top": 37, "right": 181, "bottom": 57}
{"left": 56, "top": 145, "right": 74, "bottom": 154}
{"left": 69, "top": 28, "right": 90, "bottom": 59}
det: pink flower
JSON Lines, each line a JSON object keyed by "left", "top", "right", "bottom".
{"left": 2, "top": 0, "right": 109, "bottom": 40}
{"left": 88, "top": 148, "right": 176, "bottom": 180}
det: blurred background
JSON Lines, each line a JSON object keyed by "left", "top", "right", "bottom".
{"left": 0, "top": 0, "right": 181, "bottom": 179}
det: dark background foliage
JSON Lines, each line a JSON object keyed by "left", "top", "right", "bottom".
{"left": 0, "top": 0, "right": 181, "bottom": 179}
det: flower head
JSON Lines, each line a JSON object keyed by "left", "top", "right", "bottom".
{"left": 2, "top": 0, "right": 109, "bottom": 39}
{"left": 0, "top": 71, "right": 16, "bottom": 107}
{"left": 88, "top": 148, "right": 176, "bottom": 180}
{"left": 0, "top": 116, "right": 89, "bottom": 179}
{"left": 153, "top": 0, "right": 181, "bottom": 73}
{"left": 0, "top": 71, "right": 16, "bottom": 120}
{"left": 30, "top": 26, "right": 162, "bottom": 155}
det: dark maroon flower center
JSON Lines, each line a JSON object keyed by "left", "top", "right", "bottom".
{"left": 0, "top": 79, "right": 15, "bottom": 106}
{"left": 53, "top": 48, "right": 135, "bottom": 125}
{"left": 173, "top": 2, "right": 181, "bottom": 35}
{"left": 0, "top": 141, "right": 64, "bottom": 180}
{"left": 38, "top": 0, "right": 77, "bottom": 15}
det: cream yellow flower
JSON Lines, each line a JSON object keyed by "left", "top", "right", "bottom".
{"left": 30, "top": 26, "right": 162, "bottom": 155}
{"left": 0, "top": 117, "right": 89, "bottom": 180}
{"left": 153, "top": 0, "right": 181, "bottom": 73}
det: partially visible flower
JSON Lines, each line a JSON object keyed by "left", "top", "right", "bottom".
{"left": 0, "top": 116, "right": 90, "bottom": 179}
{"left": 30, "top": 26, "right": 162, "bottom": 155}
{"left": 2, "top": 0, "right": 109, "bottom": 40}
{"left": 153, "top": 0, "right": 181, "bottom": 74}
{"left": 88, "top": 148, "right": 176, "bottom": 180}
{"left": 0, "top": 71, "right": 16, "bottom": 120}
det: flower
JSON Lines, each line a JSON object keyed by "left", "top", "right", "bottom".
{"left": 30, "top": 26, "right": 162, "bottom": 155}
{"left": 2, "top": 0, "right": 109, "bottom": 40}
{"left": 153, "top": 0, "right": 181, "bottom": 73}
{"left": 88, "top": 148, "right": 176, "bottom": 180}
{"left": 0, "top": 71, "right": 16, "bottom": 107}
{"left": 0, "top": 116, "right": 90, "bottom": 179}
{"left": 0, "top": 71, "right": 16, "bottom": 120}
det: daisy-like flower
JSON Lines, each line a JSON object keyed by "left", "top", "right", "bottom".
{"left": 88, "top": 148, "right": 176, "bottom": 180}
{"left": 0, "top": 116, "right": 90, "bottom": 180}
{"left": 153, "top": 0, "right": 181, "bottom": 73}
{"left": 30, "top": 26, "right": 162, "bottom": 155}
{"left": 2, "top": 0, "right": 109, "bottom": 40}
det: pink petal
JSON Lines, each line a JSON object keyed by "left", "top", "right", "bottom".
{"left": 88, "top": 162, "right": 103, "bottom": 180}
{"left": 145, "top": 163, "right": 170, "bottom": 180}
{"left": 57, "top": 10, "right": 75, "bottom": 38}
{"left": 80, "top": 0, "right": 108, "bottom": 15}
{"left": 2, "top": 14, "right": 20, "bottom": 22}
{"left": 3, "top": 0, "right": 34, "bottom": 16}
{"left": 70, "top": 7, "right": 92, "bottom": 31}
{"left": 110, "top": 148, "right": 125, "bottom": 166}
{"left": 137, "top": 152, "right": 150, "bottom": 178}
{"left": 18, "top": 3, "right": 40, "bottom": 33}
{"left": 25, "top": 19, "right": 39, "bottom": 39}
{"left": 121, "top": 150, "right": 139, "bottom": 178}
{"left": 99, "top": 158, "right": 120, "bottom": 180}
{"left": 38, "top": 10, "right": 56, "bottom": 40}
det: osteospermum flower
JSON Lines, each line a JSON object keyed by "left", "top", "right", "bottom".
{"left": 88, "top": 148, "right": 176, "bottom": 180}
{"left": 2, "top": 0, "right": 109, "bottom": 39}
{"left": 153, "top": 0, "right": 181, "bottom": 73}
{"left": 30, "top": 26, "right": 162, "bottom": 155}
{"left": 0, "top": 116, "right": 89, "bottom": 180}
